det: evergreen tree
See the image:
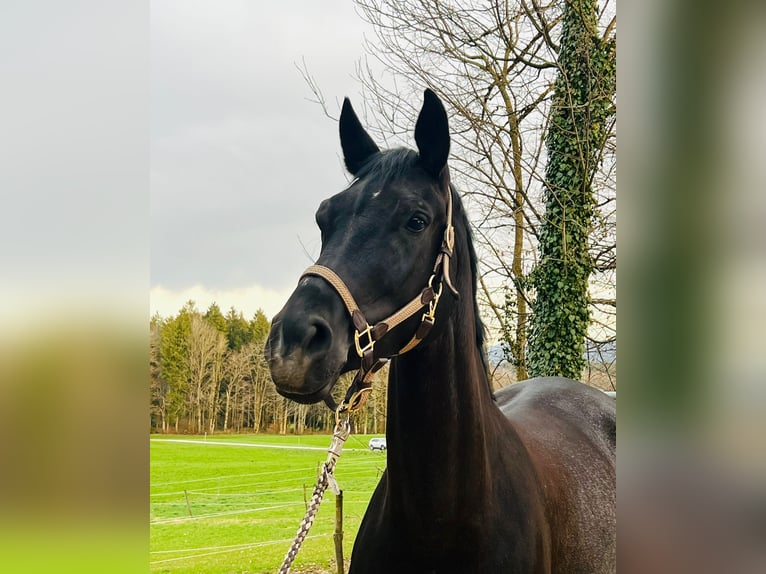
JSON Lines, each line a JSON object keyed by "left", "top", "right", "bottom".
{"left": 250, "top": 309, "right": 270, "bottom": 343}
{"left": 203, "top": 302, "right": 228, "bottom": 334}
{"left": 225, "top": 306, "right": 252, "bottom": 350}
{"left": 159, "top": 303, "right": 194, "bottom": 427}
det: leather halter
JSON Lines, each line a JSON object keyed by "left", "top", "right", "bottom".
{"left": 300, "top": 173, "right": 459, "bottom": 413}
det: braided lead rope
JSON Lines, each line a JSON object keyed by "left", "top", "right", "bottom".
{"left": 277, "top": 415, "right": 351, "bottom": 574}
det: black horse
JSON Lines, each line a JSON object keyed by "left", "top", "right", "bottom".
{"left": 265, "top": 90, "right": 616, "bottom": 573}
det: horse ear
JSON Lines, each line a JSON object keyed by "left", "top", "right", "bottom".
{"left": 339, "top": 98, "right": 379, "bottom": 175}
{"left": 414, "top": 89, "right": 450, "bottom": 179}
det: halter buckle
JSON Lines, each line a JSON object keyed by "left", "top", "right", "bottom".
{"left": 354, "top": 324, "right": 375, "bottom": 358}
{"left": 423, "top": 281, "right": 443, "bottom": 323}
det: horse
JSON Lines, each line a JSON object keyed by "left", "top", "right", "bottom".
{"left": 265, "top": 89, "right": 616, "bottom": 573}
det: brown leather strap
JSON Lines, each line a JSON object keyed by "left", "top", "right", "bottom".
{"left": 340, "top": 357, "right": 388, "bottom": 411}
{"left": 302, "top": 265, "right": 439, "bottom": 355}
{"left": 378, "top": 285, "right": 435, "bottom": 332}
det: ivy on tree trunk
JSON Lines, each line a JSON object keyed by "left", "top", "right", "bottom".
{"left": 527, "top": 0, "right": 616, "bottom": 379}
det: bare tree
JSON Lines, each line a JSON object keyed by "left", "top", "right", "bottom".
{"left": 250, "top": 338, "right": 272, "bottom": 432}
{"left": 149, "top": 317, "right": 168, "bottom": 432}
{"left": 222, "top": 344, "right": 252, "bottom": 431}
{"left": 188, "top": 314, "right": 227, "bottom": 433}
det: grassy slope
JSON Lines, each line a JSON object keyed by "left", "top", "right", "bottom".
{"left": 150, "top": 434, "right": 385, "bottom": 574}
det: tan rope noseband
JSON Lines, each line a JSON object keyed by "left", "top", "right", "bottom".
{"left": 300, "top": 173, "right": 458, "bottom": 414}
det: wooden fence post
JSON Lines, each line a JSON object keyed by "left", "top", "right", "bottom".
{"left": 334, "top": 490, "right": 344, "bottom": 574}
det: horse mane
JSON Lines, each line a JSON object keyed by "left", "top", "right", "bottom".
{"left": 450, "top": 183, "right": 490, "bottom": 380}
{"left": 354, "top": 148, "right": 419, "bottom": 186}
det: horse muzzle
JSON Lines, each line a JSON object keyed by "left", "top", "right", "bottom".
{"left": 264, "top": 292, "right": 351, "bottom": 403}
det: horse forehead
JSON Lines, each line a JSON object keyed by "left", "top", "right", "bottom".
{"left": 324, "top": 172, "right": 436, "bottom": 222}
{"left": 355, "top": 174, "right": 434, "bottom": 211}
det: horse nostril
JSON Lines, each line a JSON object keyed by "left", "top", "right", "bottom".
{"left": 305, "top": 316, "right": 333, "bottom": 357}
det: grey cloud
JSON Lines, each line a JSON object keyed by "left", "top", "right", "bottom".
{"left": 151, "top": 1, "right": 367, "bottom": 292}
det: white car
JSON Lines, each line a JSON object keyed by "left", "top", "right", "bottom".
{"left": 368, "top": 437, "right": 387, "bottom": 451}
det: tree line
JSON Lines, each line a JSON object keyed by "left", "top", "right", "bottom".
{"left": 150, "top": 301, "right": 388, "bottom": 434}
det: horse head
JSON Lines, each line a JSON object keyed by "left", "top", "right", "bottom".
{"left": 265, "top": 89, "right": 457, "bottom": 405}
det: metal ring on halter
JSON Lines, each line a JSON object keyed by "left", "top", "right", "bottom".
{"left": 336, "top": 386, "right": 373, "bottom": 420}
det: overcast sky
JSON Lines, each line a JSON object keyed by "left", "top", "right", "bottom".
{"left": 151, "top": 1, "right": 380, "bottom": 319}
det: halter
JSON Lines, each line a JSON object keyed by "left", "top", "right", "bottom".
{"left": 300, "top": 172, "right": 459, "bottom": 414}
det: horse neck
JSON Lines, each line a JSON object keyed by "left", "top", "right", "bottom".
{"left": 384, "top": 274, "right": 500, "bottom": 514}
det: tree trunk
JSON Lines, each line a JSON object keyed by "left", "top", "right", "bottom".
{"left": 527, "top": 0, "right": 616, "bottom": 379}
{"left": 223, "top": 387, "right": 231, "bottom": 431}
{"left": 510, "top": 117, "right": 529, "bottom": 382}
{"left": 279, "top": 398, "right": 289, "bottom": 435}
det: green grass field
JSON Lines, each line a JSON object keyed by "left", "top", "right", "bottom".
{"left": 150, "top": 433, "right": 385, "bottom": 574}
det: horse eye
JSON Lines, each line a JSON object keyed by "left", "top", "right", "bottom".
{"left": 406, "top": 215, "right": 428, "bottom": 233}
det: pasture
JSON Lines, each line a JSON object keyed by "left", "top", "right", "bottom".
{"left": 150, "top": 434, "right": 385, "bottom": 573}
